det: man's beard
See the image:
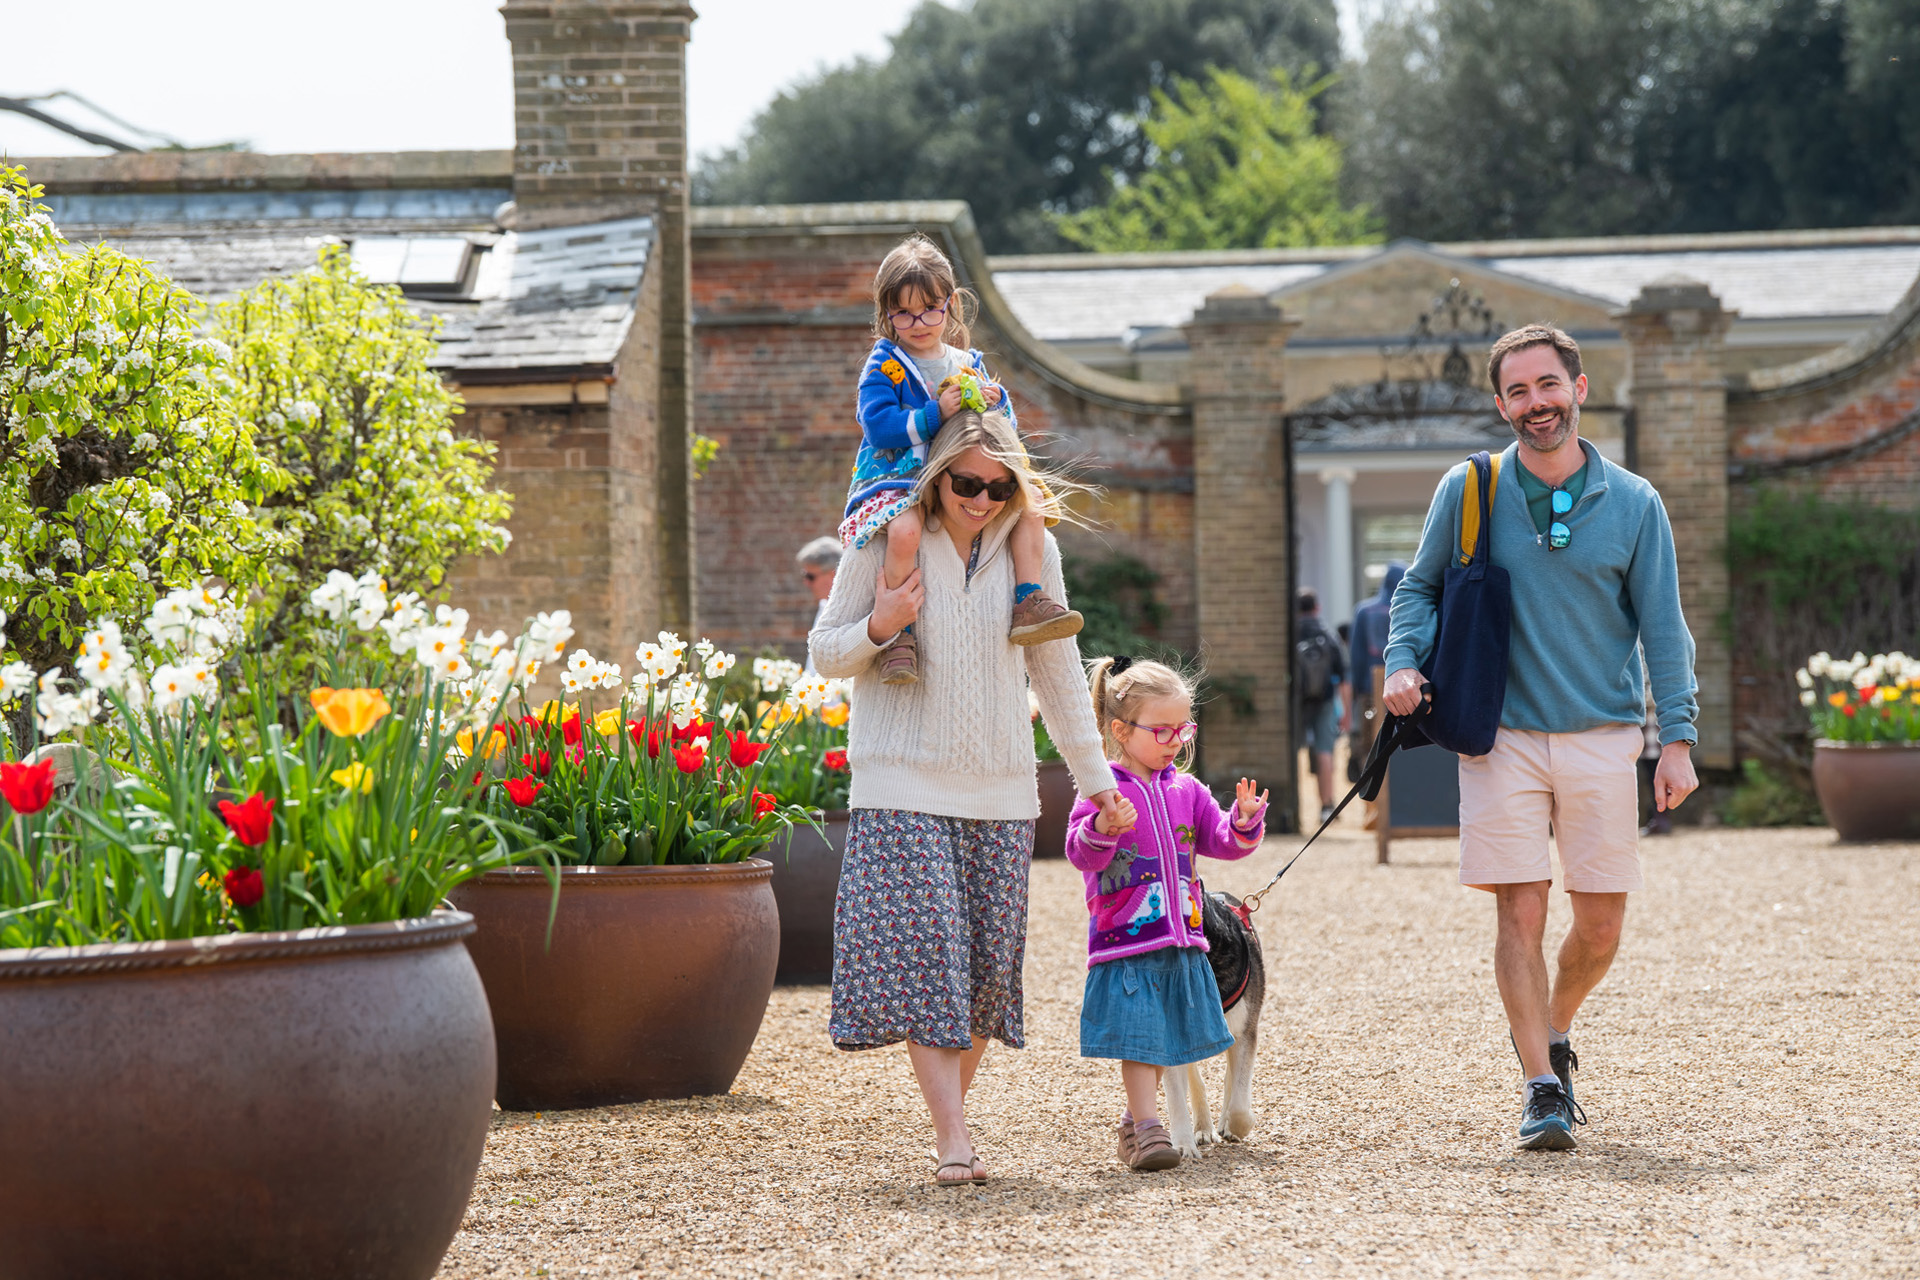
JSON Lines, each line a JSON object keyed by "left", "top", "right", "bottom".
{"left": 1510, "top": 401, "right": 1578, "bottom": 453}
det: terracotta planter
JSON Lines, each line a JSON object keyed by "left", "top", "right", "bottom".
{"left": 449, "top": 860, "right": 779, "bottom": 1110}
{"left": 771, "top": 811, "right": 849, "bottom": 984}
{"left": 1034, "top": 759, "right": 1076, "bottom": 858}
{"left": 1811, "top": 740, "right": 1920, "bottom": 841}
{"left": 0, "top": 913, "right": 494, "bottom": 1280}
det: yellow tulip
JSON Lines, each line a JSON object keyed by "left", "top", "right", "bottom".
{"left": 331, "top": 762, "right": 375, "bottom": 793}
{"left": 820, "top": 702, "right": 850, "bottom": 728}
{"left": 311, "top": 687, "right": 392, "bottom": 737}
{"left": 594, "top": 708, "right": 622, "bottom": 737}
{"left": 455, "top": 727, "right": 510, "bottom": 760}
{"left": 1827, "top": 692, "right": 1849, "bottom": 708}
{"left": 534, "top": 699, "right": 581, "bottom": 726}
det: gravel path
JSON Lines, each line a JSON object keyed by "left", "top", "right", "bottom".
{"left": 438, "top": 826, "right": 1919, "bottom": 1279}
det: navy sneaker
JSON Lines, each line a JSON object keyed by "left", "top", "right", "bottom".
{"left": 1509, "top": 1032, "right": 1581, "bottom": 1105}
{"left": 1517, "top": 1080, "right": 1586, "bottom": 1151}
{"left": 1550, "top": 1039, "right": 1579, "bottom": 1105}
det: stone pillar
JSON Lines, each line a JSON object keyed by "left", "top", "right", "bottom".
{"left": 1616, "top": 278, "right": 1735, "bottom": 771}
{"left": 501, "top": 0, "right": 697, "bottom": 634}
{"left": 1319, "top": 466, "right": 1357, "bottom": 626}
{"left": 1182, "top": 286, "right": 1300, "bottom": 823}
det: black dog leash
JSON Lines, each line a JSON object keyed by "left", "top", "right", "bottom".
{"left": 1238, "top": 684, "right": 1433, "bottom": 918}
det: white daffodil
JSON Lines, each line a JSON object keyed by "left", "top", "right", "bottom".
{"left": 530, "top": 610, "right": 574, "bottom": 655}
{"left": 567, "top": 648, "right": 597, "bottom": 676}
{"left": 786, "top": 674, "right": 831, "bottom": 712}
{"left": 309, "top": 569, "right": 358, "bottom": 622}
{"left": 668, "top": 671, "right": 703, "bottom": 713}
{"left": 693, "top": 638, "right": 716, "bottom": 661}
{"left": 1794, "top": 668, "right": 1813, "bottom": 690}
{"left": 0, "top": 661, "right": 33, "bottom": 704}
{"left": 561, "top": 669, "right": 586, "bottom": 694}
{"left": 382, "top": 593, "right": 429, "bottom": 656}
{"left": 703, "top": 649, "right": 736, "bottom": 680}
{"left": 593, "top": 661, "right": 623, "bottom": 690}
{"left": 415, "top": 625, "right": 465, "bottom": 672}
{"left": 145, "top": 591, "right": 195, "bottom": 650}
{"left": 1807, "top": 651, "right": 1831, "bottom": 678}
{"left": 76, "top": 620, "right": 135, "bottom": 692}
{"left": 472, "top": 629, "right": 508, "bottom": 663}
{"left": 1800, "top": 689, "right": 1817, "bottom": 706}
{"left": 657, "top": 631, "right": 686, "bottom": 664}
{"left": 718, "top": 701, "right": 740, "bottom": 725}
{"left": 434, "top": 604, "right": 471, "bottom": 636}
{"left": 423, "top": 647, "right": 473, "bottom": 684}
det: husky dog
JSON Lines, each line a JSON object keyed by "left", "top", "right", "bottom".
{"left": 1165, "top": 887, "right": 1265, "bottom": 1158}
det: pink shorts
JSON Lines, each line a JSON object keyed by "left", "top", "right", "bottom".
{"left": 1457, "top": 724, "right": 1644, "bottom": 893}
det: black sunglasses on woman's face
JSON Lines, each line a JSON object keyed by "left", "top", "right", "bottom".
{"left": 945, "top": 471, "right": 1018, "bottom": 503}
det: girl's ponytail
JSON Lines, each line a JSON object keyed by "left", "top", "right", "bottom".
{"left": 1087, "top": 655, "right": 1118, "bottom": 758}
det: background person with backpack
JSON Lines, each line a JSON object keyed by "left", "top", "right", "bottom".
{"left": 1295, "top": 588, "right": 1351, "bottom": 824}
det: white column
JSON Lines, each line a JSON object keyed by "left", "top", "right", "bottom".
{"left": 1319, "top": 467, "right": 1357, "bottom": 627}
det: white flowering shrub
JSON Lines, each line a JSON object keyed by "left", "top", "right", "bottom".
{"left": 215, "top": 246, "right": 513, "bottom": 662}
{"left": 0, "top": 166, "right": 282, "bottom": 678}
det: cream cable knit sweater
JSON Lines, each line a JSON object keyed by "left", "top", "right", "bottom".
{"left": 808, "top": 519, "right": 1112, "bottom": 820}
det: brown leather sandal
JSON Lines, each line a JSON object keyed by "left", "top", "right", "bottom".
{"left": 933, "top": 1160, "right": 976, "bottom": 1187}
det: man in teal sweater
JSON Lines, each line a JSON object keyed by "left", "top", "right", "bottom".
{"left": 1382, "top": 324, "right": 1699, "bottom": 1152}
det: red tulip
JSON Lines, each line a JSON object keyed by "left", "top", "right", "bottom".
{"left": 561, "top": 714, "right": 584, "bottom": 747}
{"left": 1842, "top": 704, "right": 1857, "bottom": 718}
{"left": 472, "top": 771, "right": 488, "bottom": 788}
{"left": 217, "top": 794, "right": 275, "bottom": 847}
{"left": 1859, "top": 685, "right": 1878, "bottom": 703}
{"left": 725, "top": 731, "right": 769, "bottom": 769}
{"left": 223, "top": 866, "right": 265, "bottom": 908}
{"left": 0, "top": 759, "right": 57, "bottom": 814}
{"left": 503, "top": 776, "right": 544, "bottom": 807}
{"left": 495, "top": 719, "right": 519, "bottom": 743}
{"left": 520, "top": 750, "right": 553, "bottom": 777}
{"left": 671, "top": 717, "right": 713, "bottom": 744}
{"left": 751, "top": 790, "right": 777, "bottom": 819}
{"left": 673, "top": 742, "right": 707, "bottom": 774}
{"left": 822, "top": 748, "right": 849, "bottom": 772}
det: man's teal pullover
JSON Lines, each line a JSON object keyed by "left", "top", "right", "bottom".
{"left": 1383, "top": 439, "right": 1699, "bottom": 747}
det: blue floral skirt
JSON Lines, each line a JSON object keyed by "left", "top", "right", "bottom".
{"left": 1080, "top": 946, "right": 1233, "bottom": 1067}
{"left": 829, "top": 808, "right": 1034, "bottom": 1051}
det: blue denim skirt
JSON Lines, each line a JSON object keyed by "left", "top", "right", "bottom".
{"left": 1080, "top": 945, "right": 1233, "bottom": 1067}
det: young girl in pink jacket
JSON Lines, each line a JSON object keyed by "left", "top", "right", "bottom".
{"left": 1066, "top": 655, "right": 1268, "bottom": 1172}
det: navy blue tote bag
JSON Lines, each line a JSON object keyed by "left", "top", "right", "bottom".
{"left": 1405, "top": 450, "right": 1510, "bottom": 757}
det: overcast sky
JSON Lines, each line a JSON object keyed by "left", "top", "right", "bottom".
{"left": 2, "top": 0, "right": 1372, "bottom": 163}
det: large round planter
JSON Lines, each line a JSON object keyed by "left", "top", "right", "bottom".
{"left": 1811, "top": 740, "right": 1920, "bottom": 841}
{"left": 1034, "top": 759, "right": 1076, "bottom": 858}
{"left": 771, "top": 811, "right": 849, "bottom": 984}
{"left": 448, "top": 860, "right": 779, "bottom": 1110}
{"left": 0, "top": 912, "right": 494, "bottom": 1280}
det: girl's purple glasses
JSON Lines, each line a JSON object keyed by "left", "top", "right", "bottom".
{"left": 1122, "top": 719, "right": 1198, "bottom": 745}
{"left": 887, "top": 299, "right": 949, "bottom": 330}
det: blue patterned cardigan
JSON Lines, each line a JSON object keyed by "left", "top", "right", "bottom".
{"left": 844, "top": 338, "right": 1012, "bottom": 518}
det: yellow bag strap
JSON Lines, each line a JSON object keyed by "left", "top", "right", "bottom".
{"left": 1458, "top": 453, "right": 1502, "bottom": 567}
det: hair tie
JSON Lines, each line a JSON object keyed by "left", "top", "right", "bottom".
{"left": 1109, "top": 655, "right": 1133, "bottom": 676}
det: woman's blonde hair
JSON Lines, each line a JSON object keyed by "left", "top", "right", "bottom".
{"left": 916, "top": 410, "right": 1092, "bottom": 535}
{"left": 1088, "top": 655, "right": 1198, "bottom": 770}
{"left": 873, "top": 234, "right": 977, "bottom": 350}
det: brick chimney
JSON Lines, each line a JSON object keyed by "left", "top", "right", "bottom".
{"left": 500, "top": 0, "right": 697, "bottom": 631}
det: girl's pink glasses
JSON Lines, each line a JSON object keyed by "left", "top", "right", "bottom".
{"left": 1122, "top": 720, "right": 1197, "bottom": 745}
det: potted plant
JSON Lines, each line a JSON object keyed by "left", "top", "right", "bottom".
{"left": 447, "top": 636, "right": 813, "bottom": 1108}
{"left": 1032, "top": 690, "right": 1077, "bottom": 858}
{"left": 750, "top": 657, "right": 852, "bottom": 983}
{"left": 1797, "top": 650, "right": 1920, "bottom": 841}
{"left": 0, "top": 582, "right": 545, "bottom": 1280}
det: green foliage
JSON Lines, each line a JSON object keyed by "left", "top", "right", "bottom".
{"left": 0, "top": 167, "right": 282, "bottom": 675}
{"left": 1729, "top": 489, "right": 1920, "bottom": 628}
{"left": 694, "top": 0, "right": 1341, "bottom": 252}
{"left": 1064, "top": 553, "right": 1168, "bottom": 660}
{"left": 1721, "top": 758, "right": 1824, "bottom": 828}
{"left": 1057, "top": 68, "right": 1380, "bottom": 252}
{"left": 1341, "top": 0, "right": 1920, "bottom": 241}
{"left": 213, "top": 247, "right": 513, "bottom": 657}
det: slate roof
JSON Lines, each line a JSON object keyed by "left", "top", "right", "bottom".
{"left": 992, "top": 238, "right": 1920, "bottom": 343}
{"left": 49, "top": 189, "right": 652, "bottom": 375}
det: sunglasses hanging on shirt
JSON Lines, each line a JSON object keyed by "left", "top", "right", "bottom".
{"left": 1548, "top": 487, "right": 1573, "bottom": 550}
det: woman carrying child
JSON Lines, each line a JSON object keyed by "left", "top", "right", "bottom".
{"left": 842, "top": 234, "right": 1083, "bottom": 685}
{"left": 1066, "top": 657, "right": 1269, "bottom": 1172}
{"left": 810, "top": 410, "right": 1123, "bottom": 1187}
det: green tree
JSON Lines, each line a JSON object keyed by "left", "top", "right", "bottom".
{"left": 0, "top": 166, "right": 282, "bottom": 675}
{"left": 1339, "top": 0, "right": 1920, "bottom": 241}
{"left": 694, "top": 0, "right": 1341, "bottom": 252}
{"left": 1055, "top": 67, "right": 1380, "bottom": 251}
{"left": 214, "top": 247, "right": 513, "bottom": 654}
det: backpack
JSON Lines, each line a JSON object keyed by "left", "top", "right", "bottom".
{"left": 1295, "top": 625, "right": 1336, "bottom": 706}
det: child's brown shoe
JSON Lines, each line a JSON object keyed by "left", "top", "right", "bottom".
{"left": 1009, "top": 590, "right": 1083, "bottom": 646}
{"left": 1128, "top": 1121, "right": 1181, "bottom": 1172}
{"left": 879, "top": 632, "right": 919, "bottom": 685}
{"left": 1115, "top": 1118, "right": 1137, "bottom": 1167}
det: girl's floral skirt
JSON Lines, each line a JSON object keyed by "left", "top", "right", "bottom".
{"left": 829, "top": 808, "right": 1034, "bottom": 1051}
{"left": 838, "top": 490, "right": 917, "bottom": 551}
